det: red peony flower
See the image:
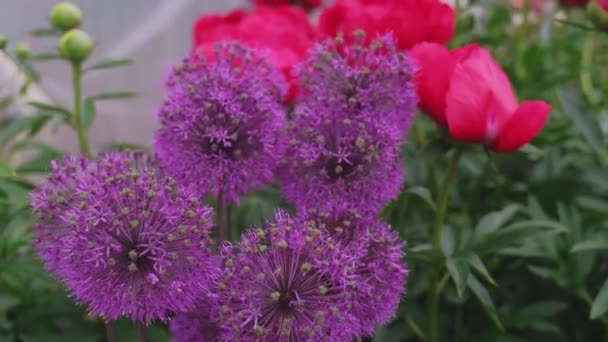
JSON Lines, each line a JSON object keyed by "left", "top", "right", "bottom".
{"left": 410, "top": 42, "right": 551, "bottom": 153}
{"left": 251, "top": 0, "right": 323, "bottom": 10}
{"left": 561, "top": 0, "right": 589, "bottom": 5}
{"left": 193, "top": 6, "right": 318, "bottom": 103}
{"left": 319, "top": 0, "right": 455, "bottom": 50}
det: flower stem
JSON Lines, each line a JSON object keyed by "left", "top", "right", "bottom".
{"left": 138, "top": 324, "right": 147, "bottom": 342}
{"left": 70, "top": 62, "right": 91, "bottom": 157}
{"left": 104, "top": 321, "right": 115, "bottom": 342}
{"left": 226, "top": 204, "right": 234, "bottom": 241}
{"left": 427, "top": 147, "right": 464, "bottom": 342}
{"left": 216, "top": 193, "right": 226, "bottom": 241}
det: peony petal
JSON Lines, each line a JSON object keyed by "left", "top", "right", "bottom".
{"left": 493, "top": 100, "right": 551, "bottom": 153}
{"left": 410, "top": 42, "right": 455, "bottom": 126}
{"left": 446, "top": 46, "right": 519, "bottom": 144}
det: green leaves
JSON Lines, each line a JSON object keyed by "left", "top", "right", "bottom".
{"left": 468, "top": 274, "right": 504, "bottom": 331}
{"left": 81, "top": 90, "right": 137, "bottom": 129}
{"left": 0, "top": 163, "right": 15, "bottom": 177}
{"left": 84, "top": 58, "right": 133, "bottom": 72}
{"left": 591, "top": 278, "right": 608, "bottom": 319}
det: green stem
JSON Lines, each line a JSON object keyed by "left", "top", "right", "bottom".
{"left": 427, "top": 147, "right": 464, "bottom": 342}
{"left": 216, "top": 194, "right": 226, "bottom": 241}
{"left": 580, "top": 32, "right": 595, "bottom": 106}
{"left": 138, "top": 324, "right": 147, "bottom": 342}
{"left": 70, "top": 62, "right": 91, "bottom": 157}
{"left": 104, "top": 321, "right": 115, "bottom": 342}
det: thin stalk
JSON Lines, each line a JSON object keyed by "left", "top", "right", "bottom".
{"left": 427, "top": 147, "right": 464, "bottom": 342}
{"left": 70, "top": 62, "right": 91, "bottom": 157}
{"left": 104, "top": 321, "right": 116, "bottom": 342}
{"left": 216, "top": 193, "right": 226, "bottom": 241}
{"left": 138, "top": 324, "right": 147, "bottom": 342}
{"left": 226, "top": 204, "right": 234, "bottom": 241}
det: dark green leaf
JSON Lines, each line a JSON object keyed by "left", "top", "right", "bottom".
{"left": 90, "top": 90, "right": 137, "bottom": 101}
{"left": 556, "top": 85, "right": 603, "bottom": 151}
{"left": 82, "top": 98, "right": 96, "bottom": 129}
{"left": 0, "top": 162, "right": 15, "bottom": 177}
{"left": 571, "top": 239, "right": 608, "bottom": 253}
{"left": 467, "top": 274, "right": 504, "bottom": 331}
{"left": 85, "top": 59, "right": 133, "bottom": 71}
{"left": 475, "top": 205, "right": 520, "bottom": 236}
{"left": 407, "top": 186, "right": 435, "bottom": 211}
{"left": 591, "top": 278, "right": 608, "bottom": 319}
{"left": 1, "top": 114, "right": 52, "bottom": 145}
{"left": 28, "top": 101, "right": 71, "bottom": 119}
{"left": 465, "top": 253, "right": 497, "bottom": 286}
{"left": 446, "top": 257, "right": 469, "bottom": 297}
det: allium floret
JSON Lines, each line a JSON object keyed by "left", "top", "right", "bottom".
{"left": 155, "top": 42, "right": 287, "bottom": 204}
{"left": 214, "top": 210, "right": 359, "bottom": 341}
{"left": 170, "top": 301, "right": 220, "bottom": 342}
{"left": 279, "top": 32, "right": 416, "bottom": 214}
{"left": 33, "top": 152, "right": 216, "bottom": 324}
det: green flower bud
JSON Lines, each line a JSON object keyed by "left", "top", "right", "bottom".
{"left": 49, "top": 2, "right": 83, "bottom": 31}
{"left": 588, "top": 0, "right": 608, "bottom": 31}
{"left": 0, "top": 34, "right": 6, "bottom": 50}
{"left": 58, "top": 29, "right": 93, "bottom": 63}
{"left": 15, "top": 42, "right": 30, "bottom": 60}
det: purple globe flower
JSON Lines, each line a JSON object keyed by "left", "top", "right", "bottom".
{"left": 279, "top": 33, "right": 416, "bottom": 214}
{"left": 214, "top": 210, "right": 359, "bottom": 341}
{"left": 33, "top": 152, "right": 216, "bottom": 324}
{"left": 170, "top": 302, "right": 220, "bottom": 342}
{"left": 155, "top": 42, "right": 287, "bottom": 204}
{"left": 305, "top": 209, "right": 408, "bottom": 335}
{"left": 30, "top": 154, "right": 135, "bottom": 276}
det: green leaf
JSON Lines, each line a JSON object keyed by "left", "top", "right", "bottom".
{"left": 0, "top": 114, "right": 53, "bottom": 145}
{"left": 591, "top": 278, "right": 608, "bottom": 319}
{"left": 82, "top": 98, "right": 96, "bottom": 130}
{"left": 29, "top": 27, "right": 61, "bottom": 37}
{"left": 446, "top": 257, "right": 469, "bottom": 297}
{"left": 475, "top": 205, "right": 520, "bottom": 235}
{"left": 407, "top": 186, "right": 435, "bottom": 211}
{"left": 0, "top": 293, "right": 20, "bottom": 312}
{"left": 30, "top": 52, "right": 62, "bottom": 61}
{"left": 556, "top": 85, "right": 603, "bottom": 151}
{"left": 571, "top": 239, "right": 608, "bottom": 253}
{"left": 0, "top": 96, "right": 14, "bottom": 111}
{"left": 465, "top": 253, "right": 497, "bottom": 286}
{"left": 467, "top": 274, "right": 504, "bottom": 331}
{"left": 90, "top": 90, "right": 137, "bottom": 101}
{"left": 0, "top": 162, "right": 15, "bottom": 177}
{"left": 28, "top": 101, "right": 71, "bottom": 119}
{"left": 85, "top": 59, "right": 133, "bottom": 72}
{"left": 575, "top": 196, "right": 608, "bottom": 215}
{"left": 16, "top": 144, "right": 64, "bottom": 174}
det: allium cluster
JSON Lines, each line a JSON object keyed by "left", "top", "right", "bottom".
{"left": 279, "top": 33, "right": 416, "bottom": 213}
{"left": 31, "top": 152, "right": 216, "bottom": 324}
{"left": 214, "top": 211, "right": 359, "bottom": 341}
{"left": 155, "top": 42, "right": 287, "bottom": 204}
{"left": 305, "top": 209, "right": 408, "bottom": 335}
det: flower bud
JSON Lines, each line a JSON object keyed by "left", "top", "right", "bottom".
{"left": 15, "top": 42, "right": 30, "bottom": 60}
{"left": 588, "top": 0, "right": 608, "bottom": 31}
{"left": 49, "top": 2, "right": 83, "bottom": 31}
{"left": 0, "top": 34, "right": 6, "bottom": 50}
{"left": 58, "top": 29, "right": 93, "bottom": 63}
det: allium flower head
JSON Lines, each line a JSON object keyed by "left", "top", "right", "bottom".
{"left": 170, "top": 302, "right": 220, "bottom": 342}
{"left": 305, "top": 209, "right": 408, "bottom": 335}
{"left": 214, "top": 210, "right": 359, "bottom": 341}
{"left": 155, "top": 42, "right": 287, "bottom": 204}
{"left": 280, "top": 33, "right": 416, "bottom": 213}
{"left": 39, "top": 152, "right": 216, "bottom": 324}
{"left": 31, "top": 154, "right": 132, "bottom": 276}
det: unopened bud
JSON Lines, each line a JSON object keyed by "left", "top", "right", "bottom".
{"left": 15, "top": 42, "right": 30, "bottom": 60}
{"left": 58, "top": 29, "right": 93, "bottom": 63}
{"left": 49, "top": 2, "right": 83, "bottom": 31}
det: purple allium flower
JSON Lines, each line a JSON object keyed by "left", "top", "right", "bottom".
{"left": 154, "top": 42, "right": 287, "bottom": 204}
{"left": 31, "top": 154, "right": 133, "bottom": 276}
{"left": 170, "top": 302, "right": 220, "bottom": 342}
{"left": 305, "top": 208, "right": 408, "bottom": 335}
{"left": 33, "top": 152, "right": 216, "bottom": 324}
{"left": 279, "top": 33, "right": 416, "bottom": 214}
{"left": 214, "top": 210, "right": 359, "bottom": 341}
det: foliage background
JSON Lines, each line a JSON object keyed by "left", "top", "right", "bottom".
{"left": 1, "top": 0, "right": 608, "bottom": 341}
